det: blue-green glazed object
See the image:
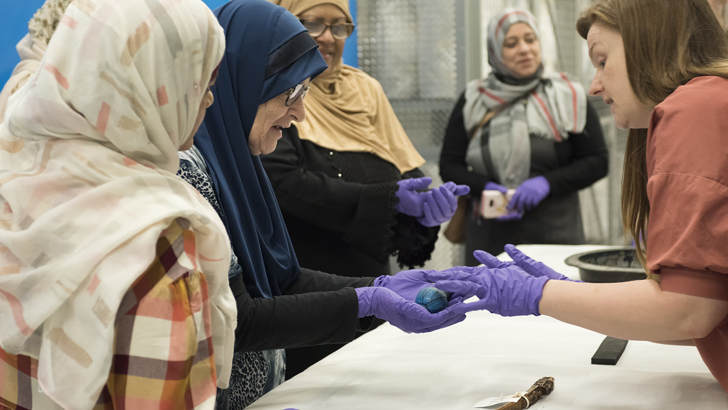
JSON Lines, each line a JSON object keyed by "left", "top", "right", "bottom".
{"left": 415, "top": 287, "right": 448, "bottom": 313}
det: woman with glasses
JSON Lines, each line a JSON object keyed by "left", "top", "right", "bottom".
{"left": 265, "top": 0, "right": 470, "bottom": 379}
{"left": 176, "top": 0, "right": 476, "bottom": 407}
{"left": 439, "top": 8, "right": 609, "bottom": 265}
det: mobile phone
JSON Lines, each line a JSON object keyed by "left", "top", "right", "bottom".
{"left": 481, "top": 189, "right": 516, "bottom": 219}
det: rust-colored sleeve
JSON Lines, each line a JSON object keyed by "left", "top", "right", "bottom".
{"left": 645, "top": 77, "right": 728, "bottom": 299}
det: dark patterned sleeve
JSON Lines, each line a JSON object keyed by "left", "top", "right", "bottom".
{"left": 177, "top": 149, "right": 243, "bottom": 278}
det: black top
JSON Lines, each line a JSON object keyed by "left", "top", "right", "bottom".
{"left": 439, "top": 92, "right": 609, "bottom": 262}
{"left": 231, "top": 268, "right": 374, "bottom": 352}
{"left": 261, "top": 125, "right": 439, "bottom": 278}
{"left": 440, "top": 92, "right": 609, "bottom": 196}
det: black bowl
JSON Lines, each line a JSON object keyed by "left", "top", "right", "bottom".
{"left": 564, "top": 247, "right": 646, "bottom": 283}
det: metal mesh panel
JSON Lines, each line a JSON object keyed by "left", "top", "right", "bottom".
{"left": 358, "top": 0, "right": 463, "bottom": 269}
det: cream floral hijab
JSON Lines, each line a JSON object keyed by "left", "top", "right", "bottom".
{"left": 0, "top": 0, "right": 235, "bottom": 408}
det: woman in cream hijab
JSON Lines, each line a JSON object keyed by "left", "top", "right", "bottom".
{"left": 265, "top": 0, "right": 469, "bottom": 378}
{"left": 0, "top": 0, "right": 235, "bottom": 408}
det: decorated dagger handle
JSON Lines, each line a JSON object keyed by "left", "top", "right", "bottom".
{"left": 499, "top": 377, "right": 555, "bottom": 410}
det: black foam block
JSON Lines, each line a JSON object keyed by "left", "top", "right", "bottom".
{"left": 591, "top": 336, "right": 629, "bottom": 365}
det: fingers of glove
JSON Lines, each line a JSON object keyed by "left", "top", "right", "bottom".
{"left": 431, "top": 187, "right": 455, "bottom": 216}
{"left": 473, "top": 250, "right": 512, "bottom": 269}
{"left": 392, "top": 268, "right": 429, "bottom": 281}
{"left": 433, "top": 280, "right": 483, "bottom": 298}
{"left": 504, "top": 244, "right": 547, "bottom": 277}
{"left": 423, "top": 269, "right": 477, "bottom": 283}
{"left": 441, "top": 181, "right": 457, "bottom": 192}
{"left": 447, "top": 296, "right": 464, "bottom": 306}
{"left": 496, "top": 211, "right": 523, "bottom": 221}
{"left": 453, "top": 184, "right": 470, "bottom": 196}
{"left": 523, "top": 196, "right": 537, "bottom": 211}
{"left": 419, "top": 201, "right": 438, "bottom": 227}
{"left": 485, "top": 181, "right": 508, "bottom": 194}
{"left": 449, "top": 298, "right": 490, "bottom": 314}
{"left": 405, "top": 176, "right": 432, "bottom": 191}
{"left": 508, "top": 190, "right": 526, "bottom": 213}
{"left": 417, "top": 313, "right": 466, "bottom": 333}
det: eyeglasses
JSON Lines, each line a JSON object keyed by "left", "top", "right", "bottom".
{"left": 299, "top": 20, "right": 355, "bottom": 40}
{"left": 286, "top": 83, "right": 310, "bottom": 106}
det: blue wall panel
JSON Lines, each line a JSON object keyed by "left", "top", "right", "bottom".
{"left": 342, "top": 0, "right": 358, "bottom": 68}
{"left": 0, "top": 0, "right": 358, "bottom": 87}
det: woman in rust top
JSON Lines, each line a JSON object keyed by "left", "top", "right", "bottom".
{"left": 436, "top": 0, "right": 728, "bottom": 395}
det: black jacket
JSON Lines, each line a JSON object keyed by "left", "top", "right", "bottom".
{"left": 261, "top": 125, "right": 439, "bottom": 278}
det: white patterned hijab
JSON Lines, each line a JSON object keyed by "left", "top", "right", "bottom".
{"left": 0, "top": 0, "right": 235, "bottom": 408}
{"left": 462, "top": 8, "right": 587, "bottom": 188}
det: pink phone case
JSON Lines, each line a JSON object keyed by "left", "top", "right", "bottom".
{"left": 481, "top": 189, "right": 516, "bottom": 219}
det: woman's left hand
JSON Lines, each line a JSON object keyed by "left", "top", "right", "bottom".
{"left": 417, "top": 182, "right": 470, "bottom": 227}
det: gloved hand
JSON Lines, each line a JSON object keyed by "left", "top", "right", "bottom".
{"left": 427, "top": 266, "right": 549, "bottom": 317}
{"left": 484, "top": 181, "right": 508, "bottom": 194}
{"left": 508, "top": 176, "right": 550, "bottom": 213}
{"left": 417, "top": 182, "right": 470, "bottom": 227}
{"left": 484, "top": 182, "right": 522, "bottom": 221}
{"left": 472, "top": 246, "right": 580, "bottom": 282}
{"left": 355, "top": 286, "right": 467, "bottom": 333}
{"left": 374, "top": 268, "right": 474, "bottom": 303}
{"left": 395, "top": 177, "right": 432, "bottom": 217}
{"left": 502, "top": 245, "right": 581, "bottom": 282}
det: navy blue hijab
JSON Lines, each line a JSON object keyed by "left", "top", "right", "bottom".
{"left": 194, "top": 0, "right": 327, "bottom": 298}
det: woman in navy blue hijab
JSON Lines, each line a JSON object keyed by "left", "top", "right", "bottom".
{"left": 178, "top": 0, "right": 473, "bottom": 407}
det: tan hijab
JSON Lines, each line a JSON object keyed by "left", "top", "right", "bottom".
{"left": 270, "top": 0, "right": 425, "bottom": 173}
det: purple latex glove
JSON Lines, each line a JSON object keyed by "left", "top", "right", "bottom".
{"left": 484, "top": 182, "right": 522, "bottom": 221}
{"left": 395, "top": 177, "right": 432, "bottom": 217}
{"left": 374, "top": 268, "right": 475, "bottom": 302}
{"left": 355, "top": 287, "right": 467, "bottom": 333}
{"left": 472, "top": 246, "right": 580, "bottom": 282}
{"left": 418, "top": 182, "right": 470, "bottom": 227}
{"left": 508, "top": 176, "right": 550, "bottom": 213}
{"left": 501, "top": 245, "right": 582, "bottom": 282}
{"left": 496, "top": 211, "right": 523, "bottom": 221}
{"left": 427, "top": 267, "right": 550, "bottom": 317}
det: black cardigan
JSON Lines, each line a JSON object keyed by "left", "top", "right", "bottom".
{"left": 261, "top": 125, "right": 439, "bottom": 278}
{"left": 231, "top": 268, "right": 374, "bottom": 352}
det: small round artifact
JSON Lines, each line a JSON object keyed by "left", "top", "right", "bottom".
{"left": 415, "top": 287, "right": 449, "bottom": 313}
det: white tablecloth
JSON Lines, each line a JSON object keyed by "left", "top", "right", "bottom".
{"left": 247, "top": 245, "right": 728, "bottom": 410}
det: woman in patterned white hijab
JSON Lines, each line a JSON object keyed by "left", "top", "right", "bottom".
{"left": 0, "top": 0, "right": 235, "bottom": 408}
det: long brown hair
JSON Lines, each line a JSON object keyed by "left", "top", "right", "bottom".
{"left": 576, "top": 0, "right": 728, "bottom": 271}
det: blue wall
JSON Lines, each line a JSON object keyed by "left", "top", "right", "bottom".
{"left": 0, "top": 0, "right": 358, "bottom": 87}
